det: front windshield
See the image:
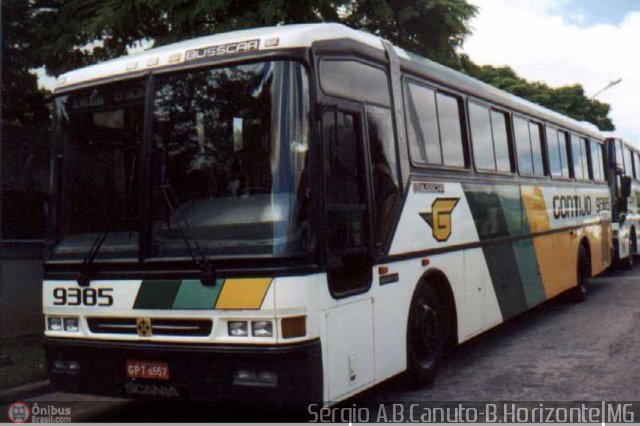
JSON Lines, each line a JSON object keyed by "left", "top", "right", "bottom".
{"left": 51, "top": 60, "right": 311, "bottom": 260}
{"left": 150, "top": 61, "right": 311, "bottom": 257}
{"left": 53, "top": 79, "right": 145, "bottom": 258}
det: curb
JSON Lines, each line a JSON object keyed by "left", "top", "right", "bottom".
{"left": 0, "top": 380, "right": 52, "bottom": 402}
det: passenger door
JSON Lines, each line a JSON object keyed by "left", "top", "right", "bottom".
{"left": 321, "top": 101, "right": 375, "bottom": 399}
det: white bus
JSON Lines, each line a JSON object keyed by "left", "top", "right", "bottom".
{"left": 43, "top": 23, "right": 612, "bottom": 403}
{"left": 605, "top": 135, "right": 640, "bottom": 268}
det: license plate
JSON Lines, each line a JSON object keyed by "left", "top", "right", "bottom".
{"left": 126, "top": 360, "right": 170, "bottom": 381}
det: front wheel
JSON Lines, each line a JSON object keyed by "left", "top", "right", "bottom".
{"left": 404, "top": 281, "right": 450, "bottom": 388}
{"left": 569, "top": 245, "right": 590, "bottom": 303}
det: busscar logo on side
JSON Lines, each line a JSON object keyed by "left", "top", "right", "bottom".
{"left": 185, "top": 39, "right": 260, "bottom": 61}
{"left": 413, "top": 182, "right": 445, "bottom": 194}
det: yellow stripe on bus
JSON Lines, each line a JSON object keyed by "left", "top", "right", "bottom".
{"left": 214, "top": 278, "right": 272, "bottom": 309}
{"left": 521, "top": 186, "right": 577, "bottom": 298}
{"left": 520, "top": 186, "right": 550, "bottom": 233}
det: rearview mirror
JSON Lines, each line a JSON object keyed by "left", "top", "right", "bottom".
{"left": 621, "top": 175, "right": 632, "bottom": 199}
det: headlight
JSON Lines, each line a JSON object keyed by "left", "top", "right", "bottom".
{"left": 251, "top": 320, "right": 273, "bottom": 337}
{"left": 47, "top": 317, "right": 63, "bottom": 331}
{"left": 228, "top": 321, "right": 248, "bottom": 337}
{"left": 64, "top": 317, "right": 79, "bottom": 332}
{"left": 233, "top": 369, "right": 278, "bottom": 387}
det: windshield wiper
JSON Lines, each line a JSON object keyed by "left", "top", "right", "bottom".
{"left": 159, "top": 183, "right": 217, "bottom": 286}
{"left": 77, "top": 229, "right": 109, "bottom": 287}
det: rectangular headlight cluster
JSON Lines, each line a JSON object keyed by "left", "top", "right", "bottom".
{"left": 228, "top": 320, "right": 273, "bottom": 337}
{"left": 47, "top": 316, "right": 80, "bottom": 333}
{"left": 233, "top": 369, "right": 278, "bottom": 387}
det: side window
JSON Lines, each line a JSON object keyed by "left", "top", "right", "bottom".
{"left": 624, "top": 147, "right": 634, "bottom": 177}
{"left": 469, "top": 102, "right": 512, "bottom": 173}
{"left": 405, "top": 83, "right": 441, "bottom": 164}
{"left": 320, "top": 60, "right": 390, "bottom": 106}
{"left": 323, "top": 110, "right": 372, "bottom": 296}
{"left": 436, "top": 92, "right": 465, "bottom": 167}
{"left": 599, "top": 145, "right": 606, "bottom": 181}
{"left": 615, "top": 140, "right": 625, "bottom": 170}
{"left": 405, "top": 81, "right": 465, "bottom": 168}
{"left": 529, "top": 121, "right": 545, "bottom": 176}
{"left": 558, "top": 130, "right": 570, "bottom": 178}
{"left": 491, "top": 110, "right": 511, "bottom": 172}
{"left": 325, "top": 112, "right": 367, "bottom": 208}
{"left": 469, "top": 102, "right": 495, "bottom": 170}
{"left": 580, "top": 137, "right": 591, "bottom": 180}
{"left": 570, "top": 134, "right": 584, "bottom": 180}
{"left": 546, "top": 126, "right": 562, "bottom": 177}
{"left": 590, "top": 141, "right": 603, "bottom": 181}
{"left": 366, "top": 105, "right": 400, "bottom": 246}
{"left": 514, "top": 116, "right": 533, "bottom": 175}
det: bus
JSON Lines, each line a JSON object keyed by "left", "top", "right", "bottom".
{"left": 43, "top": 23, "right": 612, "bottom": 403}
{"left": 605, "top": 135, "right": 639, "bottom": 268}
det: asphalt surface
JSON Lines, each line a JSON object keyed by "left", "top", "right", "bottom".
{"left": 23, "top": 265, "right": 640, "bottom": 421}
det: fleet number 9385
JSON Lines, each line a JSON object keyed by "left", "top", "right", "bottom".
{"left": 53, "top": 287, "right": 114, "bottom": 306}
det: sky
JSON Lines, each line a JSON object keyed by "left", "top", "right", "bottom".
{"left": 462, "top": 0, "right": 640, "bottom": 144}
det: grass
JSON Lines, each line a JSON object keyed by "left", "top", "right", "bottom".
{"left": 0, "top": 335, "right": 46, "bottom": 391}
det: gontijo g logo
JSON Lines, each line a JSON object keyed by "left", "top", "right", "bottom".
{"left": 420, "top": 198, "right": 460, "bottom": 242}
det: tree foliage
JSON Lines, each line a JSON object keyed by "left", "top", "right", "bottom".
{"left": 31, "top": 0, "right": 477, "bottom": 76}
{"left": 3, "top": 0, "right": 615, "bottom": 131}
{"left": 458, "top": 56, "right": 614, "bottom": 131}
{"left": 2, "top": 0, "right": 50, "bottom": 127}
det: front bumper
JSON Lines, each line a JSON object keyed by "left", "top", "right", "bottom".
{"left": 45, "top": 337, "right": 323, "bottom": 402}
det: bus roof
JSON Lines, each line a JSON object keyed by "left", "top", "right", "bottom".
{"left": 602, "top": 132, "right": 639, "bottom": 150}
{"left": 56, "top": 23, "right": 607, "bottom": 140}
{"left": 55, "top": 23, "right": 383, "bottom": 90}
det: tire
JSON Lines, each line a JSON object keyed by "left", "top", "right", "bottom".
{"left": 569, "top": 244, "right": 590, "bottom": 303}
{"left": 404, "top": 280, "right": 450, "bottom": 388}
{"left": 622, "top": 234, "right": 635, "bottom": 269}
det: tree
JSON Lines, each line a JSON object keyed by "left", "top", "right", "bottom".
{"left": 31, "top": 0, "right": 478, "bottom": 76}
{"left": 2, "top": 0, "right": 50, "bottom": 127}
{"left": 458, "top": 56, "right": 614, "bottom": 131}
{"left": 342, "top": 0, "right": 477, "bottom": 67}
{"left": 12, "top": 0, "right": 615, "bottom": 130}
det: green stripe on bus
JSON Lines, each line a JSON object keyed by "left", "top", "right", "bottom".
{"left": 481, "top": 243, "right": 529, "bottom": 320}
{"left": 496, "top": 185, "right": 523, "bottom": 236}
{"left": 463, "top": 184, "right": 521, "bottom": 239}
{"left": 133, "top": 280, "right": 182, "bottom": 309}
{"left": 512, "top": 238, "right": 546, "bottom": 307}
{"left": 172, "top": 279, "right": 224, "bottom": 309}
{"left": 464, "top": 184, "right": 530, "bottom": 319}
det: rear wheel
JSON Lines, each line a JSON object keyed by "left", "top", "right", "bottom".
{"left": 404, "top": 280, "right": 450, "bottom": 388}
{"left": 621, "top": 228, "right": 636, "bottom": 269}
{"left": 622, "top": 240, "right": 635, "bottom": 269}
{"left": 569, "top": 245, "right": 590, "bottom": 302}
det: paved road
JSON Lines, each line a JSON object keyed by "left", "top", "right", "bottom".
{"left": 357, "top": 266, "right": 640, "bottom": 402}
{"left": 27, "top": 266, "right": 640, "bottom": 421}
